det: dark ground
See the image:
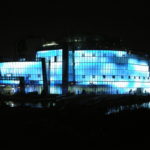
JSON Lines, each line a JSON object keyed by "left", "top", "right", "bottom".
{"left": 0, "top": 95, "right": 150, "bottom": 148}
{"left": 0, "top": 107, "right": 150, "bottom": 148}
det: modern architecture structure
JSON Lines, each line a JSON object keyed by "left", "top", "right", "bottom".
{"left": 0, "top": 34, "right": 150, "bottom": 95}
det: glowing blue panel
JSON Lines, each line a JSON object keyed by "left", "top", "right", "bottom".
{"left": 0, "top": 61, "right": 43, "bottom": 94}
{"left": 36, "top": 49, "right": 63, "bottom": 94}
{"left": 69, "top": 49, "right": 150, "bottom": 95}
{"left": 0, "top": 61, "right": 43, "bottom": 82}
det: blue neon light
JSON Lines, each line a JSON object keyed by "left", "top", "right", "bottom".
{"left": 0, "top": 61, "right": 43, "bottom": 82}
{"left": 36, "top": 49, "right": 63, "bottom": 94}
{"left": 0, "top": 49, "right": 150, "bottom": 95}
{"left": 69, "top": 50, "right": 150, "bottom": 94}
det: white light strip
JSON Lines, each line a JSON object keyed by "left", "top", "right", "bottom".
{"left": 42, "top": 42, "right": 59, "bottom": 47}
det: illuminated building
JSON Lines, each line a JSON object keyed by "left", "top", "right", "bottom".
{"left": 0, "top": 61, "right": 43, "bottom": 94}
{"left": 68, "top": 50, "right": 150, "bottom": 94}
{"left": 0, "top": 35, "right": 150, "bottom": 95}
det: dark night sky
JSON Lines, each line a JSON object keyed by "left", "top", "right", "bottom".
{"left": 0, "top": 1, "right": 150, "bottom": 56}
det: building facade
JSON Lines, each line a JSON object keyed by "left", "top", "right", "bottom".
{"left": 68, "top": 50, "right": 150, "bottom": 95}
{"left": 0, "top": 35, "right": 150, "bottom": 95}
{"left": 0, "top": 61, "right": 43, "bottom": 94}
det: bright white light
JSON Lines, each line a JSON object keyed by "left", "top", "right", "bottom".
{"left": 6, "top": 74, "right": 12, "bottom": 77}
{"left": 7, "top": 101, "right": 15, "bottom": 107}
{"left": 110, "top": 82, "right": 129, "bottom": 88}
{"left": 10, "top": 103, "right": 15, "bottom": 107}
{"left": 42, "top": 42, "right": 59, "bottom": 47}
{"left": 52, "top": 103, "right": 56, "bottom": 107}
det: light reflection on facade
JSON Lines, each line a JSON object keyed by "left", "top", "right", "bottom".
{"left": 68, "top": 50, "right": 150, "bottom": 95}
{"left": 0, "top": 61, "right": 43, "bottom": 94}
{"left": 36, "top": 49, "right": 63, "bottom": 94}
{"left": 0, "top": 49, "right": 150, "bottom": 95}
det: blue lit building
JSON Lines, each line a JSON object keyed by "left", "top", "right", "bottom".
{"left": 68, "top": 50, "right": 150, "bottom": 95}
{"left": 0, "top": 34, "right": 150, "bottom": 95}
{"left": 0, "top": 61, "right": 43, "bottom": 94}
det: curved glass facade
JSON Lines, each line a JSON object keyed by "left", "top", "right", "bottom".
{"left": 0, "top": 49, "right": 150, "bottom": 95}
{"left": 36, "top": 49, "right": 63, "bottom": 94}
{"left": 68, "top": 50, "right": 150, "bottom": 94}
{"left": 0, "top": 61, "right": 43, "bottom": 94}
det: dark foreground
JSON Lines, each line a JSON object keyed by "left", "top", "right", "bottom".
{"left": 0, "top": 108, "right": 150, "bottom": 147}
{"left": 0, "top": 95, "right": 150, "bottom": 147}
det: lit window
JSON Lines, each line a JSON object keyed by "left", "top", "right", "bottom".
{"left": 6, "top": 74, "right": 12, "bottom": 77}
{"left": 82, "top": 75, "right": 85, "bottom": 78}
